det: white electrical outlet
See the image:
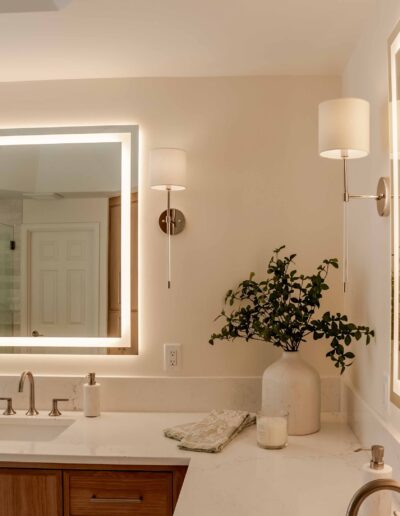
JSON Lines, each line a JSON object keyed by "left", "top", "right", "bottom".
{"left": 164, "top": 343, "right": 182, "bottom": 372}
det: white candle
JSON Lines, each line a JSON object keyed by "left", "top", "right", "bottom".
{"left": 257, "top": 414, "right": 288, "bottom": 449}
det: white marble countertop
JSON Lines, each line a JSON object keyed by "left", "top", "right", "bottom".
{"left": 0, "top": 411, "right": 367, "bottom": 515}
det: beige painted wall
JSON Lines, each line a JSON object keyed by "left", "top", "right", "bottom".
{"left": 0, "top": 76, "right": 342, "bottom": 376}
{"left": 342, "top": 1, "right": 400, "bottom": 425}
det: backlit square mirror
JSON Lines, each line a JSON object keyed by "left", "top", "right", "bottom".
{"left": 0, "top": 126, "right": 138, "bottom": 355}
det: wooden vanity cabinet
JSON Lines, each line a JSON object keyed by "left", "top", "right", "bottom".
{"left": 0, "top": 463, "right": 187, "bottom": 516}
{"left": 0, "top": 469, "right": 63, "bottom": 516}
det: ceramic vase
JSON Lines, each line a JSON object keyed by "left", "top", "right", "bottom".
{"left": 261, "top": 351, "right": 321, "bottom": 436}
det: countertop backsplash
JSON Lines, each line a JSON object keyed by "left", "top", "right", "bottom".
{"left": 0, "top": 375, "right": 340, "bottom": 413}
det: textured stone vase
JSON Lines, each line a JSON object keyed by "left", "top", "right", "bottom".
{"left": 261, "top": 351, "right": 321, "bottom": 436}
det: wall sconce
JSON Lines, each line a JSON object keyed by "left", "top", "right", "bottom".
{"left": 318, "top": 97, "right": 390, "bottom": 291}
{"left": 149, "top": 148, "right": 187, "bottom": 289}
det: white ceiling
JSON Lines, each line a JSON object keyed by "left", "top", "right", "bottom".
{"left": 0, "top": 0, "right": 375, "bottom": 82}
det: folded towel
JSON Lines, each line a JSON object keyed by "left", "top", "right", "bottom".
{"left": 164, "top": 410, "right": 255, "bottom": 453}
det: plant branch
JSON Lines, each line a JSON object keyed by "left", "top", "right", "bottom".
{"left": 209, "top": 246, "right": 373, "bottom": 372}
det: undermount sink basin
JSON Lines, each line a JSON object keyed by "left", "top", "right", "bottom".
{"left": 0, "top": 415, "right": 75, "bottom": 441}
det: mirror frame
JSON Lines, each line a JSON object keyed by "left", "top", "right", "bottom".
{"left": 389, "top": 23, "right": 400, "bottom": 404}
{"left": 0, "top": 125, "right": 139, "bottom": 349}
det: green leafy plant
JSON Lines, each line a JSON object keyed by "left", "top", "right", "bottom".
{"left": 209, "top": 246, "right": 374, "bottom": 373}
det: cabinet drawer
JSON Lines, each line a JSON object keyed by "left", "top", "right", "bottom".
{"left": 64, "top": 471, "right": 173, "bottom": 516}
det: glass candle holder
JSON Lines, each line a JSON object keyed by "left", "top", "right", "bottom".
{"left": 256, "top": 409, "right": 288, "bottom": 449}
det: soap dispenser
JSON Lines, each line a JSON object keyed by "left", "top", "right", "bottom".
{"left": 360, "top": 445, "right": 392, "bottom": 516}
{"left": 83, "top": 372, "right": 101, "bottom": 417}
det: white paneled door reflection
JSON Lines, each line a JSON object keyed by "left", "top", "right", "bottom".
{"left": 24, "top": 224, "right": 100, "bottom": 337}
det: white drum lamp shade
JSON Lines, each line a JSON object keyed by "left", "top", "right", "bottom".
{"left": 318, "top": 98, "right": 370, "bottom": 159}
{"left": 149, "top": 148, "right": 187, "bottom": 191}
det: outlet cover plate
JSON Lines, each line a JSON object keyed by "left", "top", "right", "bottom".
{"left": 164, "top": 343, "right": 182, "bottom": 372}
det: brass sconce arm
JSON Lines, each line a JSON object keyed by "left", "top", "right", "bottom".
{"left": 342, "top": 159, "right": 390, "bottom": 216}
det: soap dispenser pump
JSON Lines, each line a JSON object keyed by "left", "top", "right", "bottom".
{"left": 360, "top": 445, "right": 392, "bottom": 516}
{"left": 83, "top": 372, "right": 101, "bottom": 417}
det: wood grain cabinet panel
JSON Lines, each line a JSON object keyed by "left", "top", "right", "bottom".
{"left": 0, "top": 469, "right": 62, "bottom": 516}
{"left": 0, "top": 463, "right": 187, "bottom": 516}
{"left": 64, "top": 471, "right": 173, "bottom": 516}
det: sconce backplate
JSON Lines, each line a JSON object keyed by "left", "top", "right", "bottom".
{"left": 377, "top": 176, "right": 390, "bottom": 217}
{"left": 159, "top": 209, "right": 186, "bottom": 235}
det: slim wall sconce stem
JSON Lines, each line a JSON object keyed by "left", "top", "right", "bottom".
{"left": 167, "top": 188, "right": 172, "bottom": 288}
{"left": 343, "top": 157, "right": 349, "bottom": 292}
{"left": 343, "top": 157, "right": 349, "bottom": 202}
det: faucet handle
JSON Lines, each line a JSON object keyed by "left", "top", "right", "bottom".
{"left": 49, "top": 398, "right": 69, "bottom": 417}
{"left": 0, "top": 397, "right": 16, "bottom": 415}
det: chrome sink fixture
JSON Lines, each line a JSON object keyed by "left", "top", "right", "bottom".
{"left": 18, "top": 370, "right": 39, "bottom": 416}
{"left": 0, "top": 415, "right": 75, "bottom": 441}
{"left": 347, "top": 479, "right": 400, "bottom": 515}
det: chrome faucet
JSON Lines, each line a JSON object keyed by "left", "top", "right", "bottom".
{"left": 347, "top": 479, "right": 400, "bottom": 515}
{"left": 18, "top": 371, "right": 39, "bottom": 416}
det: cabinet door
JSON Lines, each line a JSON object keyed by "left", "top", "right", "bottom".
{"left": 64, "top": 470, "right": 173, "bottom": 516}
{"left": 0, "top": 469, "right": 62, "bottom": 516}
